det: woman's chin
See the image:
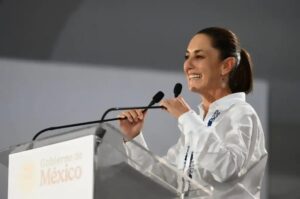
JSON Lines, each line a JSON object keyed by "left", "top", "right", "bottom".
{"left": 189, "top": 85, "right": 202, "bottom": 93}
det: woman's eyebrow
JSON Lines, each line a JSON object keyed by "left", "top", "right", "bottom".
{"left": 186, "top": 49, "right": 205, "bottom": 54}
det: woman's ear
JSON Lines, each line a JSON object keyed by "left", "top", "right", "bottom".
{"left": 221, "top": 57, "right": 236, "bottom": 76}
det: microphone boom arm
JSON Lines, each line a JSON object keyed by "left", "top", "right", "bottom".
{"left": 33, "top": 105, "right": 164, "bottom": 141}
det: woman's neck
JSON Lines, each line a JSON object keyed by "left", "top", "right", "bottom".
{"left": 201, "top": 89, "right": 231, "bottom": 118}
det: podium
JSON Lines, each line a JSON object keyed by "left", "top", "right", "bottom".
{"left": 0, "top": 123, "right": 212, "bottom": 199}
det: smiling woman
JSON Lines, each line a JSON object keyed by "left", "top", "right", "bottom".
{"left": 119, "top": 27, "right": 268, "bottom": 199}
{"left": 183, "top": 27, "right": 253, "bottom": 116}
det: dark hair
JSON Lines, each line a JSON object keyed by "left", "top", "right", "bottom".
{"left": 197, "top": 27, "right": 253, "bottom": 94}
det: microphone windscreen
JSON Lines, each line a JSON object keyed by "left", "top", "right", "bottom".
{"left": 152, "top": 91, "right": 164, "bottom": 103}
{"left": 174, "top": 83, "right": 182, "bottom": 97}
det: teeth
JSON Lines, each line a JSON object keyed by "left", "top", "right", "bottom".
{"left": 188, "top": 74, "right": 201, "bottom": 79}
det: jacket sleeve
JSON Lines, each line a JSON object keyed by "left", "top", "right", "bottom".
{"left": 124, "top": 132, "right": 182, "bottom": 168}
{"left": 124, "top": 133, "right": 187, "bottom": 188}
{"left": 178, "top": 110, "right": 256, "bottom": 183}
{"left": 123, "top": 133, "right": 153, "bottom": 170}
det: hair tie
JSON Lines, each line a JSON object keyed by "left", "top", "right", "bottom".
{"left": 236, "top": 52, "right": 241, "bottom": 66}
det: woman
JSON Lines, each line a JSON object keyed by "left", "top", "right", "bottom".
{"left": 119, "top": 27, "right": 268, "bottom": 198}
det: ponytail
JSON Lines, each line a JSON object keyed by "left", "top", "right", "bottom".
{"left": 229, "top": 48, "right": 253, "bottom": 94}
{"left": 197, "top": 27, "right": 254, "bottom": 94}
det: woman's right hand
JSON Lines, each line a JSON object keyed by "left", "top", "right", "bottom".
{"left": 119, "top": 109, "right": 146, "bottom": 141}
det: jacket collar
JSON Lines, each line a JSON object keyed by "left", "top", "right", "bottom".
{"left": 198, "top": 92, "right": 246, "bottom": 114}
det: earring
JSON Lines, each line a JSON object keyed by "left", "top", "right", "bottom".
{"left": 221, "top": 76, "right": 227, "bottom": 88}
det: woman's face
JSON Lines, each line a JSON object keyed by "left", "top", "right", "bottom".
{"left": 184, "top": 34, "right": 224, "bottom": 95}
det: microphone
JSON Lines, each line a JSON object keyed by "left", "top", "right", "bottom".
{"left": 142, "top": 91, "right": 164, "bottom": 113}
{"left": 33, "top": 91, "right": 165, "bottom": 141}
{"left": 100, "top": 91, "right": 164, "bottom": 120}
{"left": 174, "top": 83, "right": 182, "bottom": 97}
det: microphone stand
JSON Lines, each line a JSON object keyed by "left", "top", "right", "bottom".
{"left": 32, "top": 105, "right": 163, "bottom": 141}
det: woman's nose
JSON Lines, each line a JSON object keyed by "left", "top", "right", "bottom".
{"left": 184, "top": 58, "right": 193, "bottom": 71}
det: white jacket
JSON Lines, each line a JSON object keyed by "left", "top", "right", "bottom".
{"left": 125, "top": 92, "right": 268, "bottom": 198}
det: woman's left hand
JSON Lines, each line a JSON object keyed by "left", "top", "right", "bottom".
{"left": 160, "top": 96, "right": 191, "bottom": 118}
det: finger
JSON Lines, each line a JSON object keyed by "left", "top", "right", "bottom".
{"left": 177, "top": 96, "right": 190, "bottom": 109}
{"left": 175, "top": 94, "right": 182, "bottom": 98}
{"left": 122, "top": 111, "right": 134, "bottom": 123}
{"left": 128, "top": 110, "right": 139, "bottom": 122}
{"left": 136, "top": 109, "right": 144, "bottom": 120}
{"left": 177, "top": 96, "right": 185, "bottom": 103}
{"left": 118, "top": 114, "right": 126, "bottom": 119}
{"left": 118, "top": 114, "right": 128, "bottom": 127}
{"left": 159, "top": 100, "right": 166, "bottom": 108}
{"left": 160, "top": 99, "right": 171, "bottom": 111}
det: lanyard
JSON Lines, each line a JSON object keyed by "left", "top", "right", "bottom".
{"left": 183, "top": 110, "right": 221, "bottom": 176}
{"left": 182, "top": 146, "right": 194, "bottom": 194}
{"left": 207, "top": 110, "right": 220, "bottom": 127}
{"left": 181, "top": 110, "right": 220, "bottom": 194}
{"left": 183, "top": 146, "right": 193, "bottom": 174}
{"left": 183, "top": 146, "right": 190, "bottom": 171}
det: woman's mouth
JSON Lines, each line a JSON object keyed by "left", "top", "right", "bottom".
{"left": 188, "top": 73, "right": 202, "bottom": 80}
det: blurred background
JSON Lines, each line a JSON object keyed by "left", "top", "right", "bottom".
{"left": 0, "top": 0, "right": 299, "bottom": 198}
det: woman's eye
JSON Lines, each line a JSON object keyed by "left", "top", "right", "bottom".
{"left": 185, "top": 55, "right": 204, "bottom": 60}
{"left": 195, "top": 55, "right": 204, "bottom": 59}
